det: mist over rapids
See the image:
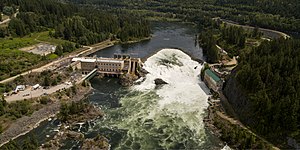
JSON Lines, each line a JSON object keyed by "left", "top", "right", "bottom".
{"left": 90, "top": 48, "right": 222, "bottom": 149}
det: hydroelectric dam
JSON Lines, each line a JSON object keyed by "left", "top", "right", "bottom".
{"left": 72, "top": 54, "right": 143, "bottom": 80}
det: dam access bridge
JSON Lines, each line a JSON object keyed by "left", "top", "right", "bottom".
{"left": 72, "top": 54, "right": 142, "bottom": 78}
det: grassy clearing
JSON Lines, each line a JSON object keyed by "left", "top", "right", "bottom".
{"left": 34, "top": 31, "right": 71, "bottom": 45}
{"left": 0, "top": 22, "right": 9, "bottom": 28}
{"left": 0, "top": 31, "right": 70, "bottom": 50}
{"left": 0, "top": 36, "right": 38, "bottom": 50}
{"left": 1, "top": 15, "right": 9, "bottom": 21}
{"left": 0, "top": 31, "right": 70, "bottom": 80}
{"left": 47, "top": 53, "right": 59, "bottom": 60}
{"left": 0, "top": 49, "right": 41, "bottom": 80}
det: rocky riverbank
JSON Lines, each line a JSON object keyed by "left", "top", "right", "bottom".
{"left": 0, "top": 103, "right": 60, "bottom": 147}
{"left": 204, "top": 96, "right": 278, "bottom": 149}
{"left": 0, "top": 85, "right": 92, "bottom": 147}
{"left": 41, "top": 102, "right": 104, "bottom": 149}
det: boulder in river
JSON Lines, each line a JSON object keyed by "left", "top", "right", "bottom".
{"left": 82, "top": 135, "right": 110, "bottom": 150}
{"left": 154, "top": 78, "right": 168, "bottom": 85}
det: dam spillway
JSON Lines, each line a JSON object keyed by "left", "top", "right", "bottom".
{"left": 72, "top": 54, "right": 142, "bottom": 76}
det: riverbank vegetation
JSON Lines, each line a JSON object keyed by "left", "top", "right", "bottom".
{"left": 2, "top": 135, "right": 39, "bottom": 150}
{"left": 58, "top": 100, "right": 103, "bottom": 123}
{"left": 0, "top": 84, "right": 90, "bottom": 147}
{"left": 198, "top": 31, "right": 219, "bottom": 63}
{"left": 214, "top": 117, "right": 273, "bottom": 149}
{"left": 0, "top": 97, "right": 39, "bottom": 134}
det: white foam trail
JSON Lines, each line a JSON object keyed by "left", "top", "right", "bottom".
{"left": 134, "top": 48, "right": 208, "bottom": 109}
{"left": 133, "top": 48, "right": 209, "bottom": 142}
{"left": 221, "top": 145, "right": 231, "bottom": 150}
{"left": 99, "top": 48, "right": 222, "bottom": 149}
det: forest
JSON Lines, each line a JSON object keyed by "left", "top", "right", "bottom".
{"left": 231, "top": 38, "right": 300, "bottom": 144}
{"left": 68, "top": 0, "right": 300, "bottom": 35}
{"left": 1, "top": 0, "right": 150, "bottom": 43}
{"left": 199, "top": 22, "right": 260, "bottom": 63}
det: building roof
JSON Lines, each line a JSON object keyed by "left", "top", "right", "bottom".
{"left": 33, "top": 84, "right": 40, "bottom": 89}
{"left": 205, "top": 69, "right": 221, "bottom": 82}
{"left": 82, "top": 59, "right": 96, "bottom": 63}
{"left": 97, "top": 59, "right": 124, "bottom": 63}
{"left": 72, "top": 58, "right": 96, "bottom": 63}
{"left": 72, "top": 57, "right": 124, "bottom": 63}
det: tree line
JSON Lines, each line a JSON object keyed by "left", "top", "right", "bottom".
{"left": 233, "top": 38, "right": 300, "bottom": 144}
{"left": 70, "top": 0, "right": 300, "bottom": 36}
{"left": 0, "top": 0, "right": 151, "bottom": 44}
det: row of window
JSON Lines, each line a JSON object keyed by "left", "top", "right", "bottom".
{"left": 97, "top": 63, "right": 121, "bottom": 67}
{"left": 99, "top": 68, "right": 121, "bottom": 72}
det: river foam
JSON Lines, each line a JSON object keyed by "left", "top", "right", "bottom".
{"left": 97, "top": 48, "right": 222, "bottom": 149}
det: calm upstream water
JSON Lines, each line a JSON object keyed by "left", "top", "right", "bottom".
{"left": 7, "top": 21, "right": 226, "bottom": 149}
{"left": 93, "top": 21, "right": 203, "bottom": 60}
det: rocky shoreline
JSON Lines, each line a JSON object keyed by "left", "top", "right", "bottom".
{"left": 41, "top": 104, "right": 105, "bottom": 149}
{"left": 0, "top": 85, "right": 93, "bottom": 147}
{"left": 0, "top": 103, "right": 60, "bottom": 147}
{"left": 203, "top": 97, "right": 223, "bottom": 138}
{"left": 204, "top": 95, "right": 278, "bottom": 149}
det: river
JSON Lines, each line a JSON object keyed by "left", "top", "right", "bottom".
{"left": 5, "top": 21, "right": 226, "bottom": 149}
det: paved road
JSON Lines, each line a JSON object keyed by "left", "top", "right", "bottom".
{"left": 5, "top": 83, "right": 73, "bottom": 102}
{"left": 0, "top": 17, "right": 10, "bottom": 25}
{"left": 0, "top": 40, "right": 113, "bottom": 84}
{"left": 216, "top": 44, "right": 228, "bottom": 55}
{"left": 0, "top": 11, "right": 18, "bottom": 25}
{"left": 0, "top": 56, "right": 74, "bottom": 84}
{"left": 213, "top": 18, "right": 290, "bottom": 39}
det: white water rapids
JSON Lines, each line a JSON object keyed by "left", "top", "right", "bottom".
{"left": 96, "top": 48, "right": 224, "bottom": 149}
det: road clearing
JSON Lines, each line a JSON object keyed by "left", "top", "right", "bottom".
{"left": 0, "top": 40, "right": 114, "bottom": 84}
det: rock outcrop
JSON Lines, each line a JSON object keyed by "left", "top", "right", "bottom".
{"left": 82, "top": 135, "right": 109, "bottom": 150}
{"left": 119, "top": 74, "right": 139, "bottom": 87}
{"left": 154, "top": 78, "right": 168, "bottom": 85}
{"left": 222, "top": 69, "right": 254, "bottom": 125}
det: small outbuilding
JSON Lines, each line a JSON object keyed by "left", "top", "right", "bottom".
{"left": 204, "top": 69, "right": 223, "bottom": 92}
{"left": 32, "top": 84, "right": 40, "bottom": 90}
{"left": 14, "top": 85, "right": 25, "bottom": 93}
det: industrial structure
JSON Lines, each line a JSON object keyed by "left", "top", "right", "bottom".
{"left": 203, "top": 69, "right": 223, "bottom": 92}
{"left": 71, "top": 54, "right": 142, "bottom": 77}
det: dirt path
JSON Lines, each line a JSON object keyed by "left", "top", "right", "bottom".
{"left": 214, "top": 18, "right": 290, "bottom": 39}
{"left": 0, "top": 11, "right": 19, "bottom": 25}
